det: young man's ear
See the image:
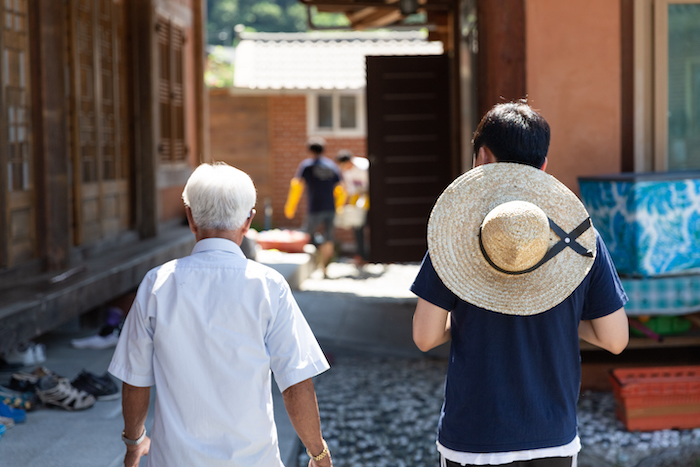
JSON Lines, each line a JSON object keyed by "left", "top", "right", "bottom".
{"left": 475, "top": 146, "right": 497, "bottom": 167}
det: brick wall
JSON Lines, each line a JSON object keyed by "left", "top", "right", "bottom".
{"left": 209, "top": 89, "right": 272, "bottom": 229}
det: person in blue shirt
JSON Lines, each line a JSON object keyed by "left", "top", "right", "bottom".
{"left": 285, "top": 137, "right": 341, "bottom": 276}
{"left": 411, "top": 102, "right": 629, "bottom": 467}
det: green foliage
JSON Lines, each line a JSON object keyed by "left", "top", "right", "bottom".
{"left": 205, "top": 46, "right": 234, "bottom": 88}
{"left": 207, "top": 0, "right": 349, "bottom": 42}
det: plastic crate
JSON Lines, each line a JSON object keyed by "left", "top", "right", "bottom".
{"left": 609, "top": 366, "right": 700, "bottom": 431}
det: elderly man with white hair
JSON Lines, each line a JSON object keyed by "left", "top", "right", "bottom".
{"left": 109, "top": 162, "right": 332, "bottom": 467}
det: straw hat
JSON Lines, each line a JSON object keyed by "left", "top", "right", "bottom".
{"left": 427, "top": 163, "right": 596, "bottom": 316}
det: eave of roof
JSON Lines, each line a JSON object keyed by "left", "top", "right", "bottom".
{"left": 234, "top": 30, "right": 443, "bottom": 91}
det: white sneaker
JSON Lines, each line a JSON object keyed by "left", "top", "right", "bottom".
{"left": 70, "top": 333, "right": 119, "bottom": 350}
{"left": 4, "top": 343, "right": 42, "bottom": 366}
{"left": 33, "top": 344, "right": 46, "bottom": 364}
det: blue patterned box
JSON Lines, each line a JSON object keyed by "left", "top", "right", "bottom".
{"left": 578, "top": 171, "right": 700, "bottom": 277}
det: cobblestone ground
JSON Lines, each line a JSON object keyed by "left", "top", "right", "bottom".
{"left": 298, "top": 356, "right": 446, "bottom": 467}
{"left": 299, "top": 355, "right": 700, "bottom": 467}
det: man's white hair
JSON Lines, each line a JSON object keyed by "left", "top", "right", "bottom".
{"left": 182, "top": 162, "right": 256, "bottom": 231}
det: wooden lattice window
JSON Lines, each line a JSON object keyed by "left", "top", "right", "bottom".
{"left": 156, "top": 17, "right": 186, "bottom": 162}
{"left": 68, "top": 0, "right": 130, "bottom": 245}
{"left": 1, "top": 0, "right": 35, "bottom": 267}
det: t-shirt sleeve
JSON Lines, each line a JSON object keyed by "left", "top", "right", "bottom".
{"left": 581, "top": 233, "right": 629, "bottom": 321}
{"left": 295, "top": 160, "right": 309, "bottom": 180}
{"left": 410, "top": 251, "right": 458, "bottom": 311}
{"left": 266, "top": 280, "right": 330, "bottom": 393}
{"left": 108, "top": 278, "right": 156, "bottom": 387}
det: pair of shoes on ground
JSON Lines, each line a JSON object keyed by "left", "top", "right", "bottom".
{"left": 2, "top": 342, "right": 46, "bottom": 367}
{"left": 70, "top": 330, "right": 119, "bottom": 350}
{"left": 9, "top": 367, "right": 96, "bottom": 411}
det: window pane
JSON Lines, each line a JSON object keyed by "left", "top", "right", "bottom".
{"left": 317, "top": 95, "right": 332, "bottom": 128}
{"left": 668, "top": 3, "right": 700, "bottom": 170}
{"left": 339, "top": 95, "right": 356, "bottom": 129}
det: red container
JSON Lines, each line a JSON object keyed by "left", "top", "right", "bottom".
{"left": 609, "top": 366, "right": 700, "bottom": 431}
{"left": 255, "top": 230, "right": 310, "bottom": 253}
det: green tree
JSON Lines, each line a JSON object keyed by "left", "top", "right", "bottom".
{"left": 207, "top": 0, "right": 349, "bottom": 43}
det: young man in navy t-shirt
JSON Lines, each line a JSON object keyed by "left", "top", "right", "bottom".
{"left": 411, "top": 102, "right": 629, "bottom": 467}
{"left": 285, "top": 137, "right": 341, "bottom": 276}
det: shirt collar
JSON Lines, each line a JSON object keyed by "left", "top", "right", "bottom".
{"left": 191, "top": 237, "right": 246, "bottom": 258}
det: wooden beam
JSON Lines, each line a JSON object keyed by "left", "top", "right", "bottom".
{"left": 620, "top": 0, "right": 634, "bottom": 172}
{"left": 353, "top": 8, "right": 402, "bottom": 28}
{"left": 128, "top": 0, "right": 158, "bottom": 238}
{"left": 475, "top": 0, "right": 526, "bottom": 117}
{"left": 33, "top": 0, "right": 70, "bottom": 270}
{"left": 193, "top": 0, "right": 209, "bottom": 164}
{"left": 347, "top": 7, "right": 379, "bottom": 23}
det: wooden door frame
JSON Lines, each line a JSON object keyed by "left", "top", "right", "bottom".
{"left": 128, "top": 0, "right": 158, "bottom": 238}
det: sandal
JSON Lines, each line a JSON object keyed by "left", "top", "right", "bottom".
{"left": 35, "top": 375, "right": 95, "bottom": 411}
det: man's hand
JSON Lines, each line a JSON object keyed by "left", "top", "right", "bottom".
{"left": 124, "top": 436, "right": 151, "bottom": 467}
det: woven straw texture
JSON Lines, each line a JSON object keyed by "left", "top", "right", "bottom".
{"left": 427, "top": 163, "right": 596, "bottom": 315}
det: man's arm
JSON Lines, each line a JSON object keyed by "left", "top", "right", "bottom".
{"left": 121, "top": 383, "right": 151, "bottom": 467}
{"left": 412, "top": 298, "right": 451, "bottom": 352}
{"left": 282, "top": 379, "right": 332, "bottom": 467}
{"left": 578, "top": 308, "right": 629, "bottom": 354}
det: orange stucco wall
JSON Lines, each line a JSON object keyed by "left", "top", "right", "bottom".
{"left": 525, "top": 0, "right": 622, "bottom": 193}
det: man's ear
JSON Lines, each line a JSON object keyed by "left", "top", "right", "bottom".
{"left": 185, "top": 206, "right": 198, "bottom": 236}
{"left": 540, "top": 157, "right": 548, "bottom": 172}
{"left": 242, "top": 210, "right": 255, "bottom": 234}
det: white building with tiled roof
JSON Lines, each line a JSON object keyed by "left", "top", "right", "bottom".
{"left": 233, "top": 31, "right": 443, "bottom": 137}
{"left": 234, "top": 30, "right": 443, "bottom": 91}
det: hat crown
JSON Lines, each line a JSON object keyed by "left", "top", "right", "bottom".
{"left": 480, "top": 201, "right": 550, "bottom": 273}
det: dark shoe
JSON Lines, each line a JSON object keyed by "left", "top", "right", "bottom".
{"left": 8, "top": 366, "right": 54, "bottom": 393}
{"left": 71, "top": 371, "right": 119, "bottom": 401}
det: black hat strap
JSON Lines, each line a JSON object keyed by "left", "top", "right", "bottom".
{"left": 478, "top": 217, "right": 594, "bottom": 276}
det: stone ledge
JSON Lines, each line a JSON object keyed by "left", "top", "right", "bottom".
{"left": 0, "top": 227, "right": 196, "bottom": 354}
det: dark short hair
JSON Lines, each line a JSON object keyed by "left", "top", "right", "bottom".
{"left": 336, "top": 149, "right": 353, "bottom": 164}
{"left": 307, "top": 136, "right": 326, "bottom": 155}
{"left": 472, "top": 101, "right": 550, "bottom": 169}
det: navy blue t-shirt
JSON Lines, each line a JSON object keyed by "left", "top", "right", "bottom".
{"left": 410, "top": 231, "right": 627, "bottom": 453}
{"left": 295, "top": 156, "right": 341, "bottom": 213}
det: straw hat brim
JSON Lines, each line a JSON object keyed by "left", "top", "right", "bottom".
{"left": 427, "top": 163, "right": 596, "bottom": 316}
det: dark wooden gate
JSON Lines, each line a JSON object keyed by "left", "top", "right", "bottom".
{"left": 366, "top": 55, "right": 453, "bottom": 263}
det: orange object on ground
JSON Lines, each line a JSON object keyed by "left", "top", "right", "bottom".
{"left": 609, "top": 366, "right": 700, "bottom": 431}
{"left": 256, "top": 230, "right": 310, "bottom": 253}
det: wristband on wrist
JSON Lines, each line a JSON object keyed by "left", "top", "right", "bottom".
{"left": 306, "top": 439, "right": 329, "bottom": 462}
{"left": 121, "top": 428, "right": 147, "bottom": 446}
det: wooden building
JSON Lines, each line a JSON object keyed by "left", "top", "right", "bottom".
{"left": 0, "top": 0, "right": 207, "bottom": 354}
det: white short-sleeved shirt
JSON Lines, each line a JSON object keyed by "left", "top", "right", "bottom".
{"left": 109, "top": 238, "right": 330, "bottom": 467}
